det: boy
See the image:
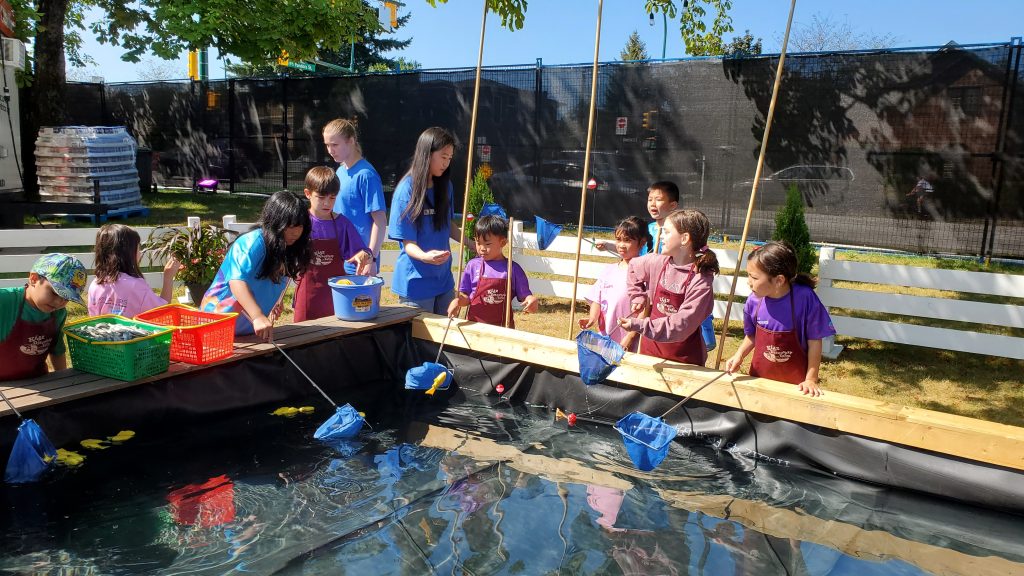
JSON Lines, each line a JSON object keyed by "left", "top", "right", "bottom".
{"left": 601, "top": 181, "right": 718, "bottom": 350}
{"left": 293, "top": 166, "right": 374, "bottom": 322}
{"left": 1, "top": 253, "right": 87, "bottom": 380}
{"left": 447, "top": 215, "right": 539, "bottom": 327}
{"left": 323, "top": 119, "right": 386, "bottom": 275}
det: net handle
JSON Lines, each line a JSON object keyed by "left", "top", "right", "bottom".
{"left": 0, "top": 388, "right": 23, "bottom": 420}
{"left": 659, "top": 372, "right": 729, "bottom": 419}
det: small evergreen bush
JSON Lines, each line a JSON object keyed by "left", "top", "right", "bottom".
{"left": 461, "top": 166, "right": 495, "bottom": 260}
{"left": 773, "top": 184, "right": 816, "bottom": 274}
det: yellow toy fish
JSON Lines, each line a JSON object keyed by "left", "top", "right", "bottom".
{"left": 55, "top": 449, "right": 85, "bottom": 467}
{"left": 80, "top": 439, "right": 109, "bottom": 450}
{"left": 424, "top": 371, "right": 448, "bottom": 396}
{"left": 298, "top": 406, "right": 315, "bottom": 414}
{"left": 336, "top": 279, "right": 355, "bottom": 285}
{"left": 272, "top": 407, "right": 300, "bottom": 417}
{"left": 108, "top": 430, "right": 135, "bottom": 443}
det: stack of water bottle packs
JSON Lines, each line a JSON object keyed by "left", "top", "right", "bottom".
{"left": 35, "top": 126, "right": 142, "bottom": 210}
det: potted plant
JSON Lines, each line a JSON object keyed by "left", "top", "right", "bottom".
{"left": 143, "top": 223, "right": 239, "bottom": 305}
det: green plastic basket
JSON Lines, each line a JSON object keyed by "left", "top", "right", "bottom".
{"left": 64, "top": 315, "right": 173, "bottom": 381}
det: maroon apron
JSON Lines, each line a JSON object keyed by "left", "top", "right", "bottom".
{"left": 293, "top": 216, "right": 348, "bottom": 322}
{"left": 639, "top": 260, "right": 706, "bottom": 366}
{"left": 749, "top": 290, "right": 808, "bottom": 385}
{"left": 0, "top": 291, "right": 58, "bottom": 380}
{"left": 467, "top": 259, "right": 514, "bottom": 328}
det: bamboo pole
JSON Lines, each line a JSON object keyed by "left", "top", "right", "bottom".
{"left": 456, "top": 1, "right": 489, "bottom": 284}
{"left": 713, "top": 0, "right": 798, "bottom": 370}
{"left": 505, "top": 217, "right": 514, "bottom": 328}
{"left": 566, "top": 0, "right": 605, "bottom": 339}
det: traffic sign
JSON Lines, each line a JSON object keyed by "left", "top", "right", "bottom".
{"left": 587, "top": 178, "right": 598, "bottom": 190}
{"left": 615, "top": 116, "right": 628, "bottom": 135}
{"left": 478, "top": 144, "right": 492, "bottom": 162}
{"left": 287, "top": 61, "right": 316, "bottom": 72}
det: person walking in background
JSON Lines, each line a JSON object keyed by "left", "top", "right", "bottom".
{"left": 724, "top": 241, "right": 836, "bottom": 396}
{"left": 0, "top": 254, "right": 87, "bottom": 380}
{"left": 323, "top": 118, "right": 386, "bottom": 274}
{"left": 88, "top": 223, "right": 181, "bottom": 317}
{"left": 906, "top": 175, "right": 933, "bottom": 216}
{"left": 201, "top": 191, "right": 312, "bottom": 340}
{"left": 388, "top": 127, "right": 462, "bottom": 315}
{"left": 293, "top": 166, "right": 373, "bottom": 322}
{"left": 448, "top": 215, "right": 538, "bottom": 327}
{"left": 619, "top": 209, "right": 719, "bottom": 367}
{"left": 580, "top": 216, "right": 652, "bottom": 352}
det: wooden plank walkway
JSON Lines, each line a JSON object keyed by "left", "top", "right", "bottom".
{"left": 0, "top": 305, "right": 420, "bottom": 417}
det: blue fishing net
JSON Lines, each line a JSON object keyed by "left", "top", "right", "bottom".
{"left": 615, "top": 411, "right": 678, "bottom": 472}
{"left": 576, "top": 330, "right": 625, "bottom": 386}
{"left": 5, "top": 419, "right": 57, "bottom": 484}
{"left": 479, "top": 203, "right": 507, "bottom": 219}
{"left": 535, "top": 216, "right": 563, "bottom": 250}
{"left": 404, "top": 362, "right": 452, "bottom": 391}
{"left": 314, "top": 404, "right": 365, "bottom": 441}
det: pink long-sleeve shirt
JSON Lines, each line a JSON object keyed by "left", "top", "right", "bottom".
{"left": 622, "top": 254, "right": 714, "bottom": 343}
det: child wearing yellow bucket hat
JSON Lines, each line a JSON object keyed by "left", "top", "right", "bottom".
{"left": 0, "top": 253, "right": 87, "bottom": 381}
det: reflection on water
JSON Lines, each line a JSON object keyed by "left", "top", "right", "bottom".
{"left": 0, "top": 403, "right": 1021, "bottom": 575}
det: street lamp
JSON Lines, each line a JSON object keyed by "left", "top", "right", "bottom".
{"left": 648, "top": 11, "right": 667, "bottom": 59}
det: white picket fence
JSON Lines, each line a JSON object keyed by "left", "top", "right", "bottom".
{"left": 1, "top": 215, "right": 1021, "bottom": 360}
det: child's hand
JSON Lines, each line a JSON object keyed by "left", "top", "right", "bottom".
{"left": 578, "top": 317, "right": 594, "bottom": 330}
{"left": 268, "top": 301, "right": 284, "bottom": 323}
{"left": 629, "top": 296, "right": 648, "bottom": 316}
{"left": 446, "top": 298, "right": 462, "bottom": 318}
{"left": 164, "top": 256, "right": 182, "bottom": 276}
{"left": 423, "top": 250, "right": 451, "bottom": 265}
{"left": 595, "top": 240, "right": 615, "bottom": 253}
{"left": 349, "top": 250, "right": 373, "bottom": 276}
{"left": 724, "top": 355, "right": 743, "bottom": 374}
{"left": 522, "top": 295, "right": 539, "bottom": 314}
{"left": 253, "top": 314, "right": 274, "bottom": 342}
{"left": 798, "top": 379, "right": 823, "bottom": 397}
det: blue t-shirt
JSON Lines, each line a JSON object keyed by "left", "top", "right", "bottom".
{"left": 388, "top": 176, "right": 455, "bottom": 300}
{"left": 640, "top": 220, "right": 661, "bottom": 256}
{"left": 201, "top": 230, "right": 290, "bottom": 335}
{"left": 333, "top": 158, "right": 385, "bottom": 249}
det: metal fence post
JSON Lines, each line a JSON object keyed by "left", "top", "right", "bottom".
{"left": 282, "top": 77, "right": 289, "bottom": 191}
{"left": 228, "top": 79, "right": 235, "bottom": 193}
{"left": 984, "top": 37, "right": 1022, "bottom": 260}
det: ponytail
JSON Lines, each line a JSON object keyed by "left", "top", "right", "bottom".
{"left": 748, "top": 241, "right": 816, "bottom": 288}
{"left": 664, "top": 209, "right": 719, "bottom": 274}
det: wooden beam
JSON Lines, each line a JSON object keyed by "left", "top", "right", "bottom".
{"left": 410, "top": 314, "right": 1024, "bottom": 471}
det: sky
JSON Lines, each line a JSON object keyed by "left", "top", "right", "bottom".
{"left": 70, "top": 0, "right": 1024, "bottom": 83}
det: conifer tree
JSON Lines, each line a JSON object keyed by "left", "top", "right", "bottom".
{"left": 773, "top": 185, "right": 816, "bottom": 274}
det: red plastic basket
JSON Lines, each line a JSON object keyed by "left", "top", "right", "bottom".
{"left": 135, "top": 304, "right": 238, "bottom": 365}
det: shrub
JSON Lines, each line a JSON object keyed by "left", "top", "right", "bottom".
{"left": 773, "top": 184, "right": 816, "bottom": 274}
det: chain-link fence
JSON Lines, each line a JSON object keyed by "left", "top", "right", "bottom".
{"left": 60, "top": 40, "right": 1024, "bottom": 257}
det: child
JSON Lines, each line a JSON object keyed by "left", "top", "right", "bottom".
{"left": 579, "top": 216, "right": 651, "bottom": 351}
{"left": 201, "top": 191, "right": 312, "bottom": 340}
{"left": 619, "top": 209, "right": 718, "bottom": 367}
{"left": 724, "top": 241, "right": 835, "bottom": 396}
{"left": 293, "top": 166, "right": 374, "bottom": 322}
{"left": 324, "top": 119, "right": 387, "bottom": 275}
{"left": 0, "top": 253, "right": 86, "bottom": 380}
{"left": 87, "top": 223, "right": 181, "bottom": 317}
{"left": 388, "top": 127, "right": 462, "bottom": 315}
{"left": 447, "top": 215, "right": 538, "bottom": 326}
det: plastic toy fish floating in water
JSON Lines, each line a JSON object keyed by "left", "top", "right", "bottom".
{"left": 555, "top": 408, "right": 577, "bottom": 427}
{"left": 68, "top": 323, "right": 158, "bottom": 342}
{"left": 79, "top": 439, "right": 108, "bottom": 450}
{"left": 107, "top": 430, "right": 135, "bottom": 443}
{"left": 495, "top": 384, "right": 505, "bottom": 394}
{"left": 272, "top": 407, "right": 299, "bottom": 417}
{"left": 424, "top": 371, "right": 448, "bottom": 396}
{"left": 55, "top": 449, "right": 85, "bottom": 467}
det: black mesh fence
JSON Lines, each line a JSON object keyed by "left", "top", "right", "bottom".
{"left": 63, "top": 40, "right": 1024, "bottom": 258}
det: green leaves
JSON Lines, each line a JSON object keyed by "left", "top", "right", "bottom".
{"left": 426, "top": 0, "right": 528, "bottom": 31}
{"left": 144, "top": 224, "right": 239, "bottom": 286}
{"left": 645, "top": 0, "right": 735, "bottom": 57}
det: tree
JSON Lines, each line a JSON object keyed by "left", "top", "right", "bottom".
{"left": 788, "top": 13, "right": 898, "bottom": 53}
{"left": 136, "top": 58, "right": 184, "bottom": 81}
{"left": 773, "top": 185, "right": 816, "bottom": 274}
{"left": 724, "top": 29, "right": 761, "bottom": 57}
{"left": 645, "top": 0, "right": 735, "bottom": 56}
{"left": 367, "top": 57, "right": 422, "bottom": 73}
{"left": 620, "top": 31, "right": 649, "bottom": 61}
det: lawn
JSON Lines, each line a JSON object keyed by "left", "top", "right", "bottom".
{"left": 55, "top": 188, "right": 1024, "bottom": 428}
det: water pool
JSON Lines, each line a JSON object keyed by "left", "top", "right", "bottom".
{"left": 1, "top": 396, "right": 1021, "bottom": 575}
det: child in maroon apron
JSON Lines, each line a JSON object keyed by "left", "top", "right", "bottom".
{"left": 295, "top": 167, "right": 373, "bottom": 322}
{"left": 448, "top": 215, "right": 538, "bottom": 326}
{"left": 619, "top": 210, "right": 719, "bottom": 367}
{"left": 0, "top": 253, "right": 87, "bottom": 380}
{"left": 724, "top": 241, "right": 835, "bottom": 396}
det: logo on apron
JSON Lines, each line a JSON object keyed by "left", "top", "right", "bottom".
{"left": 762, "top": 344, "right": 793, "bottom": 363}
{"left": 481, "top": 288, "right": 506, "bottom": 306}
{"left": 353, "top": 295, "right": 374, "bottom": 312}
{"left": 20, "top": 334, "right": 53, "bottom": 356}
{"left": 312, "top": 249, "right": 335, "bottom": 266}
{"left": 655, "top": 296, "right": 678, "bottom": 315}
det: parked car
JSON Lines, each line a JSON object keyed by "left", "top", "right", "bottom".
{"left": 733, "top": 164, "right": 855, "bottom": 210}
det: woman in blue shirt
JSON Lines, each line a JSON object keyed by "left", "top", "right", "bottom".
{"left": 388, "top": 127, "right": 461, "bottom": 315}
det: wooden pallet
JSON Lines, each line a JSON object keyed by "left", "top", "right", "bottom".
{"left": 0, "top": 305, "right": 420, "bottom": 417}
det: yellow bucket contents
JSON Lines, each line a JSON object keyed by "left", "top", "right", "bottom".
{"left": 55, "top": 448, "right": 86, "bottom": 467}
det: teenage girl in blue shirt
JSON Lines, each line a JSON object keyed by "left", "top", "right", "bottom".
{"left": 202, "top": 191, "right": 312, "bottom": 340}
{"left": 388, "top": 127, "right": 462, "bottom": 315}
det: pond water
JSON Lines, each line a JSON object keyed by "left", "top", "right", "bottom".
{"left": 0, "top": 399, "right": 1021, "bottom": 575}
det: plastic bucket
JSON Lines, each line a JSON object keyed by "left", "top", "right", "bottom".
{"left": 328, "top": 276, "right": 383, "bottom": 321}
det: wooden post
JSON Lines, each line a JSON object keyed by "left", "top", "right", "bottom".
{"left": 456, "top": 0, "right": 489, "bottom": 284}
{"left": 817, "top": 245, "right": 844, "bottom": 359}
{"left": 505, "top": 217, "right": 514, "bottom": 328}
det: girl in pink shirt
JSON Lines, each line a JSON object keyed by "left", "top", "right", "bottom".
{"left": 580, "top": 216, "right": 652, "bottom": 351}
{"left": 87, "top": 224, "right": 181, "bottom": 317}
{"left": 619, "top": 209, "right": 719, "bottom": 366}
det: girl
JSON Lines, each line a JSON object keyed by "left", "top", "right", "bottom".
{"left": 619, "top": 209, "right": 718, "bottom": 366}
{"left": 387, "top": 127, "right": 461, "bottom": 315}
{"left": 580, "top": 216, "right": 652, "bottom": 351}
{"left": 724, "top": 241, "right": 835, "bottom": 396}
{"left": 323, "top": 118, "right": 386, "bottom": 275}
{"left": 87, "top": 223, "right": 181, "bottom": 317}
{"left": 294, "top": 166, "right": 373, "bottom": 322}
{"left": 201, "top": 191, "right": 312, "bottom": 340}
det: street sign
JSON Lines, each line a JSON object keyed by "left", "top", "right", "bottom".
{"left": 615, "top": 116, "right": 628, "bottom": 135}
{"left": 587, "top": 178, "right": 598, "bottom": 190}
{"left": 478, "top": 144, "right": 492, "bottom": 162}
{"left": 287, "top": 61, "right": 316, "bottom": 72}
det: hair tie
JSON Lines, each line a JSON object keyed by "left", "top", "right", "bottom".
{"left": 699, "top": 245, "right": 709, "bottom": 253}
